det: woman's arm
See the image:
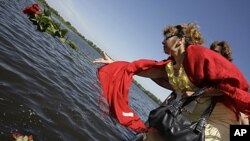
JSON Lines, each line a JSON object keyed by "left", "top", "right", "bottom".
{"left": 93, "top": 52, "right": 168, "bottom": 79}
{"left": 137, "top": 67, "right": 173, "bottom": 90}
{"left": 137, "top": 67, "right": 167, "bottom": 78}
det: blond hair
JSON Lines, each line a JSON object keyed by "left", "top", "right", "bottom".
{"left": 163, "top": 23, "right": 204, "bottom": 46}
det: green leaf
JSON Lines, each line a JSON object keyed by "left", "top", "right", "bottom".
{"left": 46, "top": 26, "right": 56, "bottom": 35}
{"left": 50, "top": 21, "right": 60, "bottom": 29}
{"left": 44, "top": 8, "right": 51, "bottom": 16}
{"left": 37, "top": 16, "right": 51, "bottom": 31}
{"left": 59, "top": 37, "right": 66, "bottom": 43}
{"left": 59, "top": 29, "right": 68, "bottom": 38}
{"left": 66, "top": 40, "right": 78, "bottom": 49}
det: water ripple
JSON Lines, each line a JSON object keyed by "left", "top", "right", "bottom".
{"left": 0, "top": 0, "right": 158, "bottom": 140}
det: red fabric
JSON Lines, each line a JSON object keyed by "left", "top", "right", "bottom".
{"left": 183, "top": 45, "right": 250, "bottom": 115}
{"left": 97, "top": 45, "right": 250, "bottom": 133}
{"left": 97, "top": 60, "right": 168, "bottom": 132}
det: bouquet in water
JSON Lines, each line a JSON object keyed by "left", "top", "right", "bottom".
{"left": 23, "top": 4, "right": 77, "bottom": 49}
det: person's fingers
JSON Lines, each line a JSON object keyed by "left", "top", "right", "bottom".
{"left": 103, "top": 51, "right": 110, "bottom": 60}
{"left": 92, "top": 60, "right": 99, "bottom": 63}
{"left": 103, "top": 51, "right": 107, "bottom": 57}
{"left": 93, "top": 52, "right": 113, "bottom": 64}
{"left": 93, "top": 61, "right": 105, "bottom": 63}
{"left": 92, "top": 58, "right": 104, "bottom": 63}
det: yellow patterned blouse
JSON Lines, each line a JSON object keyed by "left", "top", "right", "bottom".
{"left": 165, "top": 62, "right": 197, "bottom": 93}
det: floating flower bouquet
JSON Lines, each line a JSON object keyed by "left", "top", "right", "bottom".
{"left": 23, "top": 4, "right": 77, "bottom": 49}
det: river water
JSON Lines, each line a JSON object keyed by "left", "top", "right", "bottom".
{"left": 0, "top": 0, "right": 159, "bottom": 141}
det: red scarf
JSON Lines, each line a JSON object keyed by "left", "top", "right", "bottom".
{"left": 97, "top": 45, "right": 250, "bottom": 133}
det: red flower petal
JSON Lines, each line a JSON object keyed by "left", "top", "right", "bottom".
{"left": 12, "top": 133, "right": 22, "bottom": 139}
{"left": 28, "top": 135, "right": 33, "bottom": 140}
{"left": 23, "top": 3, "right": 41, "bottom": 15}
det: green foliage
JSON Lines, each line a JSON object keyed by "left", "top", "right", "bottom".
{"left": 36, "top": 15, "right": 51, "bottom": 31}
{"left": 25, "top": 2, "right": 78, "bottom": 50}
{"left": 59, "top": 37, "right": 78, "bottom": 50}
{"left": 66, "top": 39, "right": 78, "bottom": 50}
{"left": 28, "top": 14, "right": 67, "bottom": 38}
{"left": 44, "top": 8, "right": 51, "bottom": 16}
{"left": 54, "top": 28, "right": 68, "bottom": 38}
{"left": 133, "top": 80, "right": 162, "bottom": 104}
{"left": 65, "top": 21, "right": 71, "bottom": 26}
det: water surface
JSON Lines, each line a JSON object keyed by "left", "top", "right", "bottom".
{"left": 0, "top": 0, "right": 158, "bottom": 140}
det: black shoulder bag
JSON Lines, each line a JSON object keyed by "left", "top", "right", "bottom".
{"left": 148, "top": 88, "right": 216, "bottom": 141}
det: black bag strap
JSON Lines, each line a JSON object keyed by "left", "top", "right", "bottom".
{"left": 182, "top": 87, "right": 209, "bottom": 107}
{"left": 182, "top": 87, "right": 217, "bottom": 119}
{"left": 195, "top": 98, "right": 217, "bottom": 132}
{"left": 170, "top": 87, "right": 216, "bottom": 122}
{"left": 201, "top": 98, "right": 216, "bottom": 119}
{"left": 180, "top": 87, "right": 217, "bottom": 132}
{"left": 170, "top": 87, "right": 210, "bottom": 110}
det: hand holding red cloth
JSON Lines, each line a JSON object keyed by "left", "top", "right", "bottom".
{"left": 97, "top": 59, "right": 168, "bottom": 132}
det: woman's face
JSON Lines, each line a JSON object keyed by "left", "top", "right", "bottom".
{"left": 212, "top": 45, "right": 222, "bottom": 54}
{"left": 162, "top": 34, "right": 179, "bottom": 55}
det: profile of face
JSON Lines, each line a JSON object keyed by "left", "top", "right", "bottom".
{"left": 211, "top": 45, "right": 222, "bottom": 54}
{"left": 161, "top": 23, "right": 204, "bottom": 56}
{"left": 162, "top": 34, "right": 180, "bottom": 55}
{"left": 210, "top": 41, "right": 233, "bottom": 61}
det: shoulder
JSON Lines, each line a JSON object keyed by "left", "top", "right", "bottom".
{"left": 186, "top": 45, "right": 212, "bottom": 57}
{"left": 185, "top": 45, "right": 211, "bottom": 64}
{"left": 186, "top": 45, "right": 226, "bottom": 62}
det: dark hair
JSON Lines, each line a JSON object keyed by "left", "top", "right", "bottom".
{"left": 210, "top": 41, "right": 233, "bottom": 61}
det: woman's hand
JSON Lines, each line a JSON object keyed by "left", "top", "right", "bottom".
{"left": 183, "top": 88, "right": 223, "bottom": 97}
{"left": 93, "top": 51, "right": 114, "bottom": 64}
{"left": 183, "top": 91, "right": 195, "bottom": 97}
